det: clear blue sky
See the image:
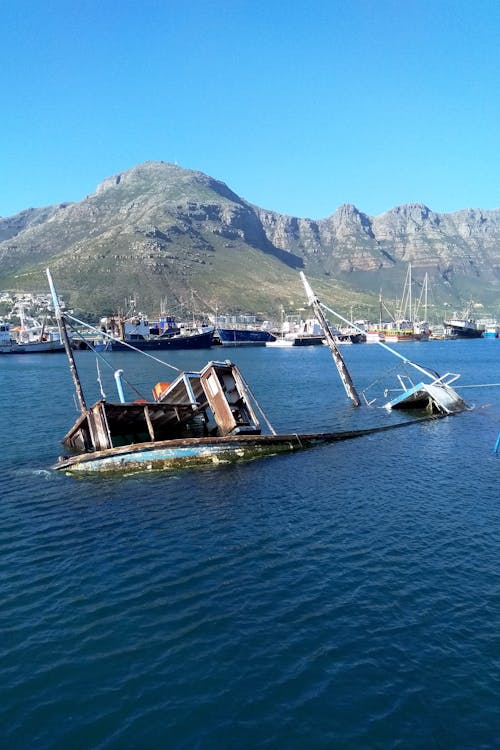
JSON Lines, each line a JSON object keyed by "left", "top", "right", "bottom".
{"left": 1, "top": 0, "right": 499, "bottom": 219}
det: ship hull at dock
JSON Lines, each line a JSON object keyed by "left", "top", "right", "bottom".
{"left": 216, "top": 328, "right": 275, "bottom": 346}
{"left": 443, "top": 323, "right": 484, "bottom": 339}
{"left": 109, "top": 329, "right": 214, "bottom": 350}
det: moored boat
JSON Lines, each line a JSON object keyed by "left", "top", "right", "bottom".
{"left": 365, "top": 266, "right": 431, "bottom": 343}
{"left": 98, "top": 313, "right": 214, "bottom": 350}
{"left": 267, "top": 314, "right": 326, "bottom": 347}
{"left": 265, "top": 335, "right": 296, "bottom": 347}
{"left": 110, "top": 326, "right": 214, "bottom": 350}
{"left": 482, "top": 323, "right": 499, "bottom": 339}
{"left": 443, "top": 317, "right": 484, "bottom": 339}
{"left": 444, "top": 303, "right": 484, "bottom": 339}
{"left": 0, "top": 318, "right": 66, "bottom": 354}
{"left": 216, "top": 327, "right": 275, "bottom": 346}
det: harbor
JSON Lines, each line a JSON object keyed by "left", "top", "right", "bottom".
{"left": 39, "top": 268, "right": 480, "bottom": 477}
{"left": 3, "top": 0, "right": 500, "bottom": 746}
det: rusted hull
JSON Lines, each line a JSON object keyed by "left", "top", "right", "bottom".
{"left": 52, "top": 420, "right": 443, "bottom": 474}
{"left": 54, "top": 434, "right": 308, "bottom": 473}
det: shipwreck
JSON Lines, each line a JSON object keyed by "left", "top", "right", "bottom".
{"left": 48, "top": 270, "right": 467, "bottom": 475}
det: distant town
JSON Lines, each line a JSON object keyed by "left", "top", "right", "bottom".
{"left": 0, "top": 290, "right": 67, "bottom": 324}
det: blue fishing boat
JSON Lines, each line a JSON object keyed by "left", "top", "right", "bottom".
{"left": 109, "top": 326, "right": 214, "bottom": 350}
{"left": 96, "top": 313, "right": 214, "bottom": 350}
{"left": 482, "top": 323, "right": 499, "bottom": 339}
{"left": 216, "top": 327, "right": 275, "bottom": 346}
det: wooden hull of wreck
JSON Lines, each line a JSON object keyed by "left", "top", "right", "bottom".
{"left": 53, "top": 434, "right": 333, "bottom": 474}
{"left": 52, "top": 421, "right": 442, "bottom": 475}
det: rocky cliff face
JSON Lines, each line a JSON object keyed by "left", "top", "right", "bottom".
{"left": 0, "top": 161, "right": 499, "bottom": 314}
{"left": 255, "top": 201, "right": 500, "bottom": 277}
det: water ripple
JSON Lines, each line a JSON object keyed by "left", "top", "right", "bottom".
{"left": 2, "top": 343, "right": 500, "bottom": 748}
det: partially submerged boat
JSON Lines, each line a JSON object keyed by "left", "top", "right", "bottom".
{"left": 44, "top": 271, "right": 388, "bottom": 474}
{"left": 48, "top": 269, "right": 468, "bottom": 475}
{"left": 299, "top": 272, "right": 468, "bottom": 416}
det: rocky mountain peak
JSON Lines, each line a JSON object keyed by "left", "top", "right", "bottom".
{"left": 1, "top": 161, "right": 499, "bottom": 315}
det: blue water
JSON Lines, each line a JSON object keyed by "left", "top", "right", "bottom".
{"left": 1, "top": 340, "right": 500, "bottom": 749}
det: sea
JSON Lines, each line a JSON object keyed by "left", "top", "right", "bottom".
{"left": 1, "top": 339, "right": 499, "bottom": 750}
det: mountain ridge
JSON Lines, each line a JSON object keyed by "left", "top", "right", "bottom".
{"left": 1, "top": 161, "right": 499, "bottom": 318}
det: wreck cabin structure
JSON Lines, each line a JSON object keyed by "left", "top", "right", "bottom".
{"left": 61, "top": 360, "right": 261, "bottom": 455}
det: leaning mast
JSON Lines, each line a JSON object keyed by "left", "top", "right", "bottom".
{"left": 46, "top": 268, "right": 87, "bottom": 414}
{"left": 300, "top": 272, "right": 361, "bottom": 407}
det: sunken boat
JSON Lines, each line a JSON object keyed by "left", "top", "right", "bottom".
{"left": 47, "top": 270, "right": 468, "bottom": 475}
{"left": 45, "top": 271, "right": 393, "bottom": 474}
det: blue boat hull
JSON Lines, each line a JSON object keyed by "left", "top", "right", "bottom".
{"left": 216, "top": 328, "right": 275, "bottom": 346}
{"left": 110, "top": 329, "right": 214, "bottom": 350}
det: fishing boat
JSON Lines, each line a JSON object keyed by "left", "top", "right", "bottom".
{"left": 366, "top": 266, "right": 431, "bottom": 343}
{"left": 266, "top": 308, "right": 296, "bottom": 347}
{"left": 444, "top": 317, "right": 484, "bottom": 339}
{"left": 98, "top": 313, "right": 214, "bottom": 350}
{"left": 444, "top": 303, "right": 484, "bottom": 339}
{"left": 482, "top": 323, "right": 499, "bottom": 339}
{"left": 265, "top": 335, "right": 295, "bottom": 348}
{"left": 216, "top": 326, "right": 275, "bottom": 346}
{"left": 0, "top": 318, "right": 66, "bottom": 354}
{"left": 266, "top": 311, "right": 324, "bottom": 347}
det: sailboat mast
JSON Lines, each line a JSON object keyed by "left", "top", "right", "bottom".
{"left": 408, "top": 263, "right": 412, "bottom": 322}
{"left": 424, "top": 273, "right": 428, "bottom": 322}
{"left": 46, "top": 268, "right": 87, "bottom": 414}
{"left": 300, "top": 273, "right": 360, "bottom": 407}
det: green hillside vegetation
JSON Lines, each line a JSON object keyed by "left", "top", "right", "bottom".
{"left": 0, "top": 161, "right": 498, "bottom": 323}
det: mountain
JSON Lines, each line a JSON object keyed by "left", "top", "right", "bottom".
{"left": 0, "top": 161, "right": 499, "bottom": 320}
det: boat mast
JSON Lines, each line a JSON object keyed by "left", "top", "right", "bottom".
{"left": 315, "top": 291, "right": 438, "bottom": 382}
{"left": 408, "top": 263, "right": 412, "bottom": 322}
{"left": 46, "top": 268, "right": 87, "bottom": 414}
{"left": 424, "top": 273, "right": 428, "bottom": 322}
{"left": 300, "top": 272, "right": 361, "bottom": 407}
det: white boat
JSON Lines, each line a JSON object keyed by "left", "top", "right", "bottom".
{"left": 365, "top": 330, "right": 383, "bottom": 344}
{"left": 0, "top": 318, "right": 65, "bottom": 354}
{"left": 366, "top": 266, "right": 431, "bottom": 343}
{"left": 266, "top": 311, "right": 323, "bottom": 347}
{"left": 266, "top": 336, "right": 295, "bottom": 347}
{"left": 482, "top": 323, "right": 499, "bottom": 339}
{"left": 383, "top": 372, "right": 468, "bottom": 415}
